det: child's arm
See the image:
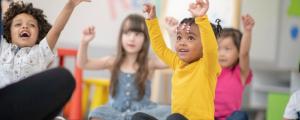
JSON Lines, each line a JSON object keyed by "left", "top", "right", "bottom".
{"left": 189, "top": 0, "right": 220, "bottom": 75}
{"left": 46, "top": 0, "right": 91, "bottom": 50}
{"left": 149, "top": 56, "right": 169, "bottom": 70}
{"left": 240, "top": 14, "right": 255, "bottom": 84}
{"left": 143, "top": 3, "right": 180, "bottom": 69}
{"left": 76, "top": 26, "right": 114, "bottom": 70}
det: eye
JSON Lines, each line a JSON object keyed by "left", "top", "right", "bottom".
{"left": 123, "top": 31, "right": 130, "bottom": 35}
{"left": 136, "top": 32, "right": 144, "bottom": 37}
{"left": 188, "top": 36, "right": 195, "bottom": 41}
{"left": 30, "top": 23, "right": 36, "bottom": 27}
{"left": 177, "top": 36, "right": 182, "bottom": 41}
{"left": 14, "top": 23, "right": 22, "bottom": 27}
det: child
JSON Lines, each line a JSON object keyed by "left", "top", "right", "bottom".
{"left": 0, "top": 0, "right": 90, "bottom": 88}
{"left": 214, "top": 15, "right": 255, "bottom": 120}
{"left": 0, "top": 0, "right": 89, "bottom": 119}
{"left": 283, "top": 90, "right": 300, "bottom": 120}
{"left": 76, "top": 14, "right": 170, "bottom": 120}
{"left": 140, "top": 0, "right": 221, "bottom": 119}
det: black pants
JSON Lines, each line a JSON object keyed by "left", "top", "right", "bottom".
{"left": 0, "top": 67, "right": 75, "bottom": 120}
{"left": 132, "top": 112, "right": 188, "bottom": 120}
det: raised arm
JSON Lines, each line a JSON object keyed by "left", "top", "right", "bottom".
{"left": 189, "top": 0, "right": 220, "bottom": 75}
{"left": 149, "top": 56, "right": 169, "bottom": 70}
{"left": 76, "top": 26, "right": 114, "bottom": 70}
{"left": 240, "top": 14, "right": 255, "bottom": 84}
{"left": 143, "top": 3, "right": 179, "bottom": 69}
{"left": 46, "top": 0, "right": 91, "bottom": 50}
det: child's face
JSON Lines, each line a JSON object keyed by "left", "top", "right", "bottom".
{"left": 218, "top": 37, "right": 239, "bottom": 68}
{"left": 10, "top": 13, "right": 39, "bottom": 48}
{"left": 122, "top": 30, "right": 145, "bottom": 55}
{"left": 175, "top": 24, "right": 202, "bottom": 64}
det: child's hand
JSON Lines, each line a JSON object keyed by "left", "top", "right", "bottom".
{"left": 81, "top": 26, "right": 95, "bottom": 43}
{"left": 165, "top": 17, "right": 179, "bottom": 35}
{"left": 188, "top": 0, "right": 209, "bottom": 17}
{"left": 242, "top": 14, "right": 255, "bottom": 32}
{"left": 143, "top": 3, "right": 156, "bottom": 20}
{"left": 68, "top": 0, "right": 91, "bottom": 7}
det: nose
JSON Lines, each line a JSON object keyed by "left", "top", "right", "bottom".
{"left": 178, "top": 40, "right": 186, "bottom": 46}
{"left": 219, "top": 49, "right": 225, "bottom": 57}
{"left": 128, "top": 33, "right": 136, "bottom": 42}
{"left": 22, "top": 24, "right": 28, "bottom": 29}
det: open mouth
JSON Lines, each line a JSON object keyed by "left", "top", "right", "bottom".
{"left": 179, "top": 49, "right": 188, "bottom": 52}
{"left": 177, "top": 49, "right": 189, "bottom": 57}
{"left": 19, "top": 31, "right": 31, "bottom": 39}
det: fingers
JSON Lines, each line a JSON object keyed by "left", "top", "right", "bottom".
{"left": 89, "top": 26, "right": 95, "bottom": 34}
{"left": 196, "top": 0, "right": 209, "bottom": 6}
{"left": 188, "top": 3, "right": 196, "bottom": 12}
{"left": 143, "top": 3, "right": 153, "bottom": 13}
{"left": 165, "top": 17, "right": 178, "bottom": 26}
{"left": 242, "top": 14, "right": 255, "bottom": 25}
{"left": 83, "top": 26, "right": 95, "bottom": 34}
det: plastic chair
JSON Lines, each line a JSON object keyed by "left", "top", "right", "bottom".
{"left": 57, "top": 48, "right": 82, "bottom": 120}
{"left": 82, "top": 78, "right": 110, "bottom": 115}
{"left": 266, "top": 92, "right": 290, "bottom": 120}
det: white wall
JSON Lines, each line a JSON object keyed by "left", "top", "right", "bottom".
{"left": 242, "top": 0, "right": 300, "bottom": 70}
{"left": 22, "top": 0, "right": 148, "bottom": 49}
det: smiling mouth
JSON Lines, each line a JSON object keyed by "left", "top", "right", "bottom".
{"left": 219, "top": 59, "right": 227, "bottom": 62}
{"left": 178, "top": 49, "right": 189, "bottom": 53}
{"left": 19, "top": 32, "right": 30, "bottom": 39}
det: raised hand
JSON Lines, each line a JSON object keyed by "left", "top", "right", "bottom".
{"left": 82, "top": 26, "right": 96, "bottom": 43}
{"left": 68, "top": 0, "right": 91, "bottom": 7}
{"left": 242, "top": 14, "right": 255, "bottom": 32}
{"left": 165, "top": 17, "right": 179, "bottom": 35}
{"left": 188, "top": 0, "right": 209, "bottom": 17}
{"left": 143, "top": 3, "right": 156, "bottom": 20}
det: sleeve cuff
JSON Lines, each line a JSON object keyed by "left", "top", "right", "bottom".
{"left": 146, "top": 18, "right": 159, "bottom": 26}
{"left": 195, "top": 15, "right": 209, "bottom": 24}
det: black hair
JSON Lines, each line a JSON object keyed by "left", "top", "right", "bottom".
{"left": 3, "top": 1, "right": 51, "bottom": 44}
{"left": 179, "top": 17, "right": 222, "bottom": 38}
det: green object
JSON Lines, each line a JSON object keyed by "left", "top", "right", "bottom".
{"left": 288, "top": 0, "right": 300, "bottom": 17}
{"left": 267, "top": 92, "right": 290, "bottom": 120}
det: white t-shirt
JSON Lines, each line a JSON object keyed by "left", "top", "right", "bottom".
{"left": 284, "top": 90, "right": 300, "bottom": 119}
{"left": 0, "top": 38, "right": 55, "bottom": 89}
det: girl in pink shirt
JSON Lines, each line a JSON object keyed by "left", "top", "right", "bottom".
{"left": 215, "top": 15, "right": 255, "bottom": 120}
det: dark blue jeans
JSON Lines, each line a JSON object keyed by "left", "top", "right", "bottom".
{"left": 132, "top": 112, "right": 188, "bottom": 120}
{"left": 227, "top": 111, "right": 249, "bottom": 120}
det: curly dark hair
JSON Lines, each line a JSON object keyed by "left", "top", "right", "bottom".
{"left": 179, "top": 17, "right": 222, "bottom": 38}
{"left": 3, "top": 1, "right": 51, "bottom": 44}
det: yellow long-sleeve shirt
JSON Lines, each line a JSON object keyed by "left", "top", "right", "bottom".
{"left": 146, "top": 16, "right": 220, "bottom": 120}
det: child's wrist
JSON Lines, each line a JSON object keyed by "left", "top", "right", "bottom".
{"left": 147, "top": 16, "right": 157, "bottom": 20}
{"left": 66, "top": 1, "right": 77, "bottom": 9}
{"left": 244, "top": 29, "right": 252, "bottom": 33}
{"left": 81, "top": 40, "right": 90, "bottom": 45}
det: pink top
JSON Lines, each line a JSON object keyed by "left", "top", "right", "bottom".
{"left": 214, "top": 65, "right": 253, "bottom": 120}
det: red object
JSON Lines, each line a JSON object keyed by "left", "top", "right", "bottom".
{"left": 57, "top": 48, "right": 82, "bottom": 120}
